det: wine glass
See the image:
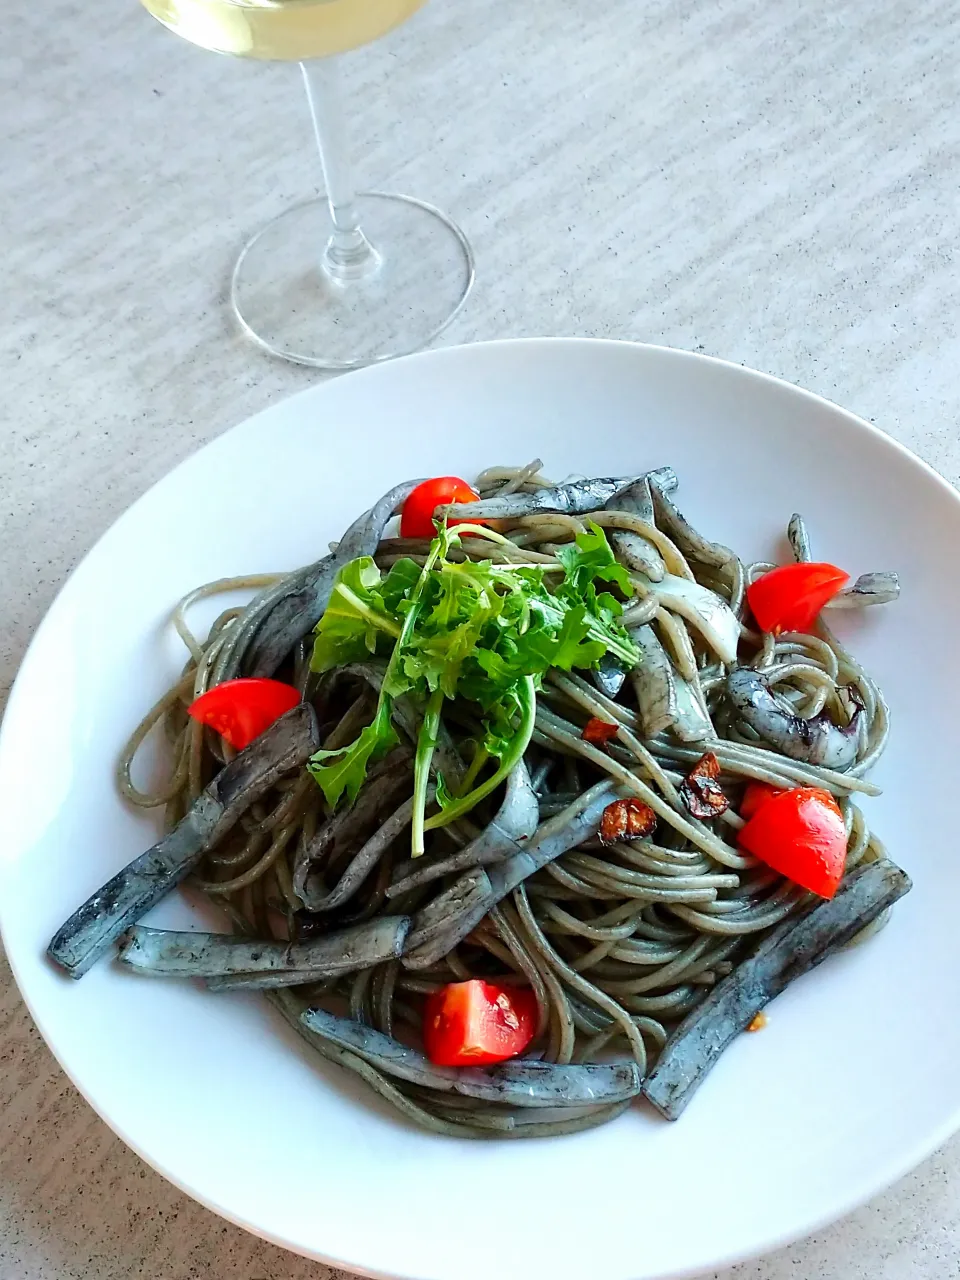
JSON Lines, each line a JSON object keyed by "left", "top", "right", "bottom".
{"left": 140, "top": 0, "right": 475, "bottom": 370}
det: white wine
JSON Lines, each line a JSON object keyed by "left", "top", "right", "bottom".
{"left": 140, "top": 0, "right": 472, "bottom": 372}
{"left": 140, "top": 0, "right": 427, "bottom": 59}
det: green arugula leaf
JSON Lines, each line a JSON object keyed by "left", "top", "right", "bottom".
{"left": 480, "top": 694, "right": 523, "bottom": 761}
{"left": 556, "top": 522, "right": 633, "bottom": 597}
{"left": 307, "top": 699, "right": 399, "bottom": 809}
{"left": 548, "top": 604, "right": 608, "bottom": 670}
{"left": 426, "top": 567, "right": 474, "bottom": 631}
{"left": 434, "top": 770, "right": 457, "bottom": 812}
{"left": 380, "top": 558, "right": 422, "bottom": 612}
{"left": 310, "top": 556, "right": 401, "bottom": 673}
{"left": 595, "top": 589, "right": 624, "bottom": 621}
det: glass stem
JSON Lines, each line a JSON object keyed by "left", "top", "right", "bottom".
{"left": 300, "top": 59, "right": 380, "bottom": 282}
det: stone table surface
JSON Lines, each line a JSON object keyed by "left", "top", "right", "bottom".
{"left": 3, "top": 0, "right": 960, "bottom": 1275}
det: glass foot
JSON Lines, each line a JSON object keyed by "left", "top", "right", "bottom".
{"left": 230, "top": 192, "right": 474, "bottom": 370}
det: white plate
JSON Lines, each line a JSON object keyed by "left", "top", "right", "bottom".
{"left": 2, "top": 339, "right": 958, "bottom": 1280}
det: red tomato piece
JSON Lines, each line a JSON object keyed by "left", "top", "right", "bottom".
{"left": 399, "top": 476, "right": 483, "bottom": 539}
{"left": 582, "top": 716, "right": 620, "bottom": 746}
{"left": 746, "top": 562, "right": 850, "bottom": 635}
{"left": 739, "top": 781, "right": 785, "bottom": 821}
{"left": 738, "top": 786, "right": 846, "bottom": 898}
{"left": 423, "top": 979, "right": 538, "bottom": 1067}
{"left": 187, "top": 678, "right": 300, "bottom": 752}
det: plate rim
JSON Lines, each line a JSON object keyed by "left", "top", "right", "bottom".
{"left": 2, "top": 335, "right": 957, "bottom": 1280}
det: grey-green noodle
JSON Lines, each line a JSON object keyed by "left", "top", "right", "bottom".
{"left": 116, "top": 463, "right": 892, "bottom": 1137}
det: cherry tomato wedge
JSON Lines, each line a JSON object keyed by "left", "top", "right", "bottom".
{"left": 737, "top": 786, "right": 846, "bottom": 898}
{"left": 423, "top": 979, "right": 537, "bottom": 1067}
{"left": 739, "top": 781, "right": 785, "bottom": 821}
{"left": 187, "top": 678, "right": 300, "bottom": 752}
{"left": 746, "top": 562, "right": 849, "bottom": 635}
{"left": 400, "top": 476, "right": 483, "bottom": 539}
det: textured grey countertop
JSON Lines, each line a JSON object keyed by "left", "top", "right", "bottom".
{"left": 3, "top": 0, "right": 960, "bottom": 1275}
